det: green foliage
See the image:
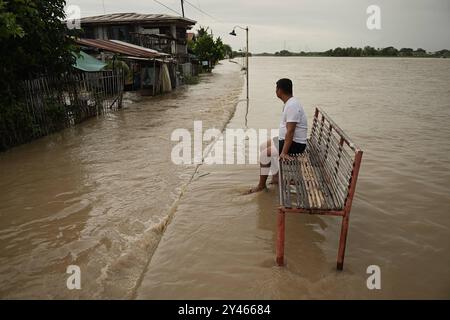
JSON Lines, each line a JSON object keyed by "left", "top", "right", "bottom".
{"left": 223, "top": 44, "right": 233, "bottom": 58}
{"left": 105, "top": 58, "right": 131, "bottom": 82}
{"left": 362, "top": 46, "right": 378, "bottom": 56}
{"left": 262, "top": 46, "right": 447, "bottom": 58}
{"left": 0, "top": 99, "right": 34, "bottom": 151}
{"left": 379, "top": 46, "right": 398, "bottom": 56}
{"left": 44, "top": 97, "right": 68, "bottom": 130}
{"left": 432, "top": 49, "right": 450, "bottom": 58}
{"left": 232, "top": 50, "right": 252, "bottom": 58}
{"left": 0, "top": 0, "right": 77, "bottom": 151}
{"left": 191, "top": 27, "right": 215, "bottom": 62}
{"left": 275, "top": 50, "right": 294, "bottom": 56}
{"left": 399, "top": 48, "right": 414, "bottom": 57}
{"left": 0, "top": 0, "right": 24, "bottom": 39}
{"left": 213, "top": 37, "right": 225, "bottom": 63}
{"left": 0, "top": 0, "right": 77, "bottom": 89}
{"left": 190, "top": 26, "right": 230, "bottom": 70}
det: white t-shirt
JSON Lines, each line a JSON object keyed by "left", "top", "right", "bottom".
{"left": 279, "top": 97, "right": 308, "bottom": 144}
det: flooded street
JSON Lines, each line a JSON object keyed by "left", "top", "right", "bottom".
{"left": 137, "top": 57, "right": 450, "bottom": 299}
{"left": 0, "top": 61, "right": 243, "bottom": 298}
{"left": 1, "top": 58, "right": 450, "bottom": 299}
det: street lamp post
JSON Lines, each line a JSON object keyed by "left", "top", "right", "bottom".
{"left": 230, "top": 26, "right": 249, "bottom": 126}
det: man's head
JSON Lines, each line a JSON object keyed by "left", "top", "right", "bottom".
{"left": 276, "top": 78, "right": 293, "bottom": 101}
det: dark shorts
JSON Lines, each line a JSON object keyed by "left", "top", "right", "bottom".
{"left": 278, "top": 139, "right": 307, "bottom": 155}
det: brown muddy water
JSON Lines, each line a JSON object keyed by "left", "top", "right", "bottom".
{"left": 1, "top": 58, "right": 450, "bottom": 299}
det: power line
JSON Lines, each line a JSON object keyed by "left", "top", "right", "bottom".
{"left": 153, "top": 0, "right": 182, "bottom": 16}
{"left": 183, "top": 0, "right": 220, "bottom": 22}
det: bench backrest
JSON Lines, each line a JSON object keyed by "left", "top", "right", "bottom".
{"left": 308, "top": 107, "right": 363, "bottom": 211}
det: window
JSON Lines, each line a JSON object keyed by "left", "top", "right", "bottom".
{"left": 108, "top": 25, "right": 130, "bottom": 42}
{"left": 83, "top": 27, "right": 95, "bottom": 39}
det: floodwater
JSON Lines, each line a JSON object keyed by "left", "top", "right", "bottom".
{"left": 1, "top": 58, "right": 450, "bottom": 299}
{"left": 0, "top": 62, "right": 243, "bottom": 299}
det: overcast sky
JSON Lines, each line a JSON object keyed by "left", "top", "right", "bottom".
{"left": 66, "top": 0, "right": 450, "bottom": 53}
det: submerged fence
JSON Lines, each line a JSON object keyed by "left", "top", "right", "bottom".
{"left": 1, "top": 70, "right": 124, "bottom": 151}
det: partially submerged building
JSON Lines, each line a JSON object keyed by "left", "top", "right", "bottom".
{"left": 79, "top": 13, "right": 199, "bottom": 86}
{"left": 75, "top": 38, "right": 175, "bottom": 95}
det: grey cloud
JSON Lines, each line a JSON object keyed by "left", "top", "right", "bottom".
{"left": 67, "top": 0, "right": 450, "bottom": 52}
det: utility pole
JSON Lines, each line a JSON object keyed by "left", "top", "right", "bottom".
{"left": 229, "top": 26, "right": 250, "bottom": 127}
{"left": 246, "top": 27, "right": 249, "bottom": 126}
{"left": 181, "top": 0, "right": 185, "bottom": 17}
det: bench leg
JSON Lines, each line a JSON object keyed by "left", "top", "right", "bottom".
{"left": 276, "top": 208, "right": 286, "bottom": 266}
{"left": 337, "top": 213, "right": 350, "bottom": 271}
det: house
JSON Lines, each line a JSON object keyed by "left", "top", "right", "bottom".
{"left": 77, "top": 13, "right": 199, "bottom": 95}
{"left": 79, "top": 13, "right": 197, "bottom": 64}
{"left": 74, "top": 38, "right": 175, "bottom": 95}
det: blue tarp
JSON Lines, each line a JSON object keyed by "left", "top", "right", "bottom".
{"left": 72, "top": 51, "right": 107, "bottom": 72}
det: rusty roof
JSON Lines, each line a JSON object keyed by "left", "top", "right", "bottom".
{"left": 79, "top": 13, "right": 196, "bottom": 26}
{"left": 75, "top": 38, "right": 169, "bottom": 59}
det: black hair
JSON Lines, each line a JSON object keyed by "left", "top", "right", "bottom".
{"left": 276, "top": 78, "right": 293, "bottom": 95}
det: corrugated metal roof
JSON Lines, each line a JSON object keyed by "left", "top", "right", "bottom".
{"left": 110, "top": 40, "right": 169, "bottom": 56}
{"left": 75, "top": 38, "right": 169, "bottom": 59}
{"left": 79, "top": 13, "right": 196, "bottom": 26}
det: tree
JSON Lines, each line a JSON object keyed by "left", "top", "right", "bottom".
{"left": 0, "top": 0, "right": 77, "bottom": 89}
{"left": 362, "top": 46, "right": 377, "bottom": 56}
{"left": 191, "top": 27, "right": 215, "bottom": 63}
{"left": 190, "top": 26, "right": 230, "bottom": 71}
{"left": 212, "top": 37, "right": 225, "bottom": 64}
{"left": 414, "top": 48, "right": 427, "bottom": 57}
{"left": 380, "top": 46, "right": 398, "bottom": 56}
{"left": 223, "top": 44, "right": 233, "bottom": 58}
{"left": 276, "top": 50, "right": 293, "bottom": 56}
{"left": 0, "top": 0, "right": 24, "bottom": 39}
{"left": 332, "top": 47, "right": 345, "bottom": 56}
{"left": 0, "top": 0, "right": 77, "bottom": 150}
{"left": 399, "top": 48, "right": 414, "bottom": 57}
{"left": 433, "top": 49, "right": 450, "bottom": 58}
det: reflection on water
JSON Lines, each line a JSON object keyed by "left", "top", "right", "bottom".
{"left": 137, "top": 57, "right": 450, "bottom": 299}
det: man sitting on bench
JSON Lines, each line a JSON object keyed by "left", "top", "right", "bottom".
{"left": 246, "top": 78, "right": 308, "bottom": 194}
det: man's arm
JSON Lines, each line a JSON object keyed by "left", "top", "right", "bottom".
{"left": 280, "top": 122, "right": 297, "bottom": 159}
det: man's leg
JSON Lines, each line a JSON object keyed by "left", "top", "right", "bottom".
{"left": 245, "top": 139, "right": 278, "bottom": 194}
{"left": 270, "top": 174, "right": 279, "bottom": 185}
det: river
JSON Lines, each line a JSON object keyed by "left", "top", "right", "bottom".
{"left": 1, "top": 58, "right": 449, "bottom": 299}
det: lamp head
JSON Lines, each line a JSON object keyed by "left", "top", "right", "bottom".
{"left": 229, "top": 29, "right": 237, "bottom": 36}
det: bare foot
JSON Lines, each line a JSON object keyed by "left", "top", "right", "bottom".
{"left": 269, "top": 178, "right": 279, "bottom": 185}
{"left": 243, "top": 185, "right": 266, "bottom": 195}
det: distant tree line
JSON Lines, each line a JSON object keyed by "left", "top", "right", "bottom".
{"left": 255, "top": 47, "right": 450, "bottom": 58}
{"left": 232, "top": 51, "right": 253, "bottom": 58}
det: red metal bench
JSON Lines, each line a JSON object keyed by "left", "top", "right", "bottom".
{"left": 277, "top": 107, "right": 363, "bottom": 270}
